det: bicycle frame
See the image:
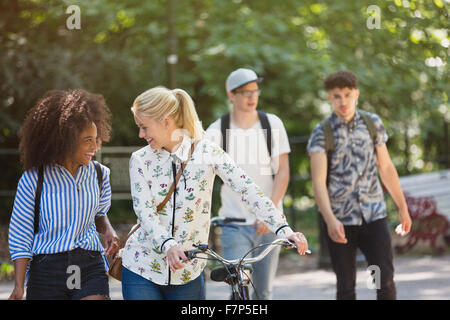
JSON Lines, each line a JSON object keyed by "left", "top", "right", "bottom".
{"left": 185, "top": 238, "right": 308, "bottom": 300}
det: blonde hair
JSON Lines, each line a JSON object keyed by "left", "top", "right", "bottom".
{"left": 131, "top": 86, "right": 204, "bottom": 141}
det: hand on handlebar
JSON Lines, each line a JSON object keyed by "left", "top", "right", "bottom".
{"left": 167, "top": 245, "right": 188, "bottom": 272}
{"left": 286, "top": 232, "right": 309, "bottom": 256}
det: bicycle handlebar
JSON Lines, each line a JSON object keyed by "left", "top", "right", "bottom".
{"left": 184, "top": 238, "right": 311, "bottom": 266}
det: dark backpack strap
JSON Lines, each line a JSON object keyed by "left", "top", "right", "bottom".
{"left": 221, "top": 111, "right": 273, "bottom": 157}
{"left": 94, "top": 161, "right": 103, "bottom": 194}
{"left": 93, "top": 161, "right": 105, "bottom": 235}
{"left": 257, "top": 110, "right": 272, "bottom": 158}
{"left": 220, "top": 113, "right": 231, "bottom": 153}
{"left": 34, "top": 166, "right": 44, "bottom": 234}
{"left": 319, "top": 111, "right": 377, "bottom": 187}
{"left": 319, "top": 117, "right": 334, "bottom": 188}
{"left": 221, "top": 111, "right": 273, "bottom": 178}
{"left": 358, "top": 110, "right": 377, "bottom": 146}
{"left": 320, "top": 117, "right": 335, "bottom": 153}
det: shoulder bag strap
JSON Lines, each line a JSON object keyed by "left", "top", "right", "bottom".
{"left": 120, "top": 142, "right": 196, "bottom": 248}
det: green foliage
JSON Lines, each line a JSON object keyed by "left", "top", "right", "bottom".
{"left": 0, "top": 261, "right": 14, "bottom": 281}
{"left": 0, "top": 0, "right": 448, "bottom": 224}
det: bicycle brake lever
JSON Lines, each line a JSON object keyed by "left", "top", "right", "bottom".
{"left": 191, "top": 244, "right": 209, "bottom": 251}
{"left": 183, "top": 251, "right": 193, "bottom": 260}
{"left": 184, "top": 246, "right": 207, "bottom": 260}
{"left": 184, "top": 244, "right": 208, "bottom": 261}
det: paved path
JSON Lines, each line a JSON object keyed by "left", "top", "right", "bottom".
{"left": 1, "top": 254, "right": 449, "bottom": 300}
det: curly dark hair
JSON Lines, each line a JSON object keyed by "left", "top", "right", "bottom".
{"left": 19, "top": 89, "right": 112, "bottom": 171}
{"left": 324, "top": 70, "right": 359, "bottom": 91}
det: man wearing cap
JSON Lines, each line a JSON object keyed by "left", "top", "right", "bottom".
{"left": 205, "top": 68, "right": 291, "bottom": 300}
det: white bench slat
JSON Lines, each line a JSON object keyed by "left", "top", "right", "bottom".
{"left": 400, "top": 179, "right": 450, "bottom": 193}
{"left": 398, "top": 169, "right": 450, "bottom": 185}
{"left": 398, "top": 170, "right": 450, "bottom": 220}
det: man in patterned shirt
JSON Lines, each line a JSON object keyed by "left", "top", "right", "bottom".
{"left": 307, "top": 70, "right": 412, "bottom": 300}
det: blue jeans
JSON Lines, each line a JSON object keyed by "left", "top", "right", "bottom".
{"left": 220, "top": 224, "right": 280, "bottom": 300}
{"left": 122, "top": 267, "right": 205, "bottom": 300}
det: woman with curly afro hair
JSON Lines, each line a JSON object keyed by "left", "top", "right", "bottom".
{"left": 8, "top": 89, "right": 119, "bottom": 300}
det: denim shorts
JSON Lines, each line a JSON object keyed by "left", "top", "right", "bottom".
{"left": 26, "top": 247, "right": 109, "bottom": 300}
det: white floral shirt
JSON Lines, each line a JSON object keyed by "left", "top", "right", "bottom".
{"left": 122, "top": 135, "right": 293, "bottom": 285}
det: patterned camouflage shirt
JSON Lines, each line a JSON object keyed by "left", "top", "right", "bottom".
{"left": 307, "top": 110, "right": 388, "bottom": 226}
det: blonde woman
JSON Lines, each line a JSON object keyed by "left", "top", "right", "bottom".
{"left": 122, "top": 86, "right": 308, "bottom": 300}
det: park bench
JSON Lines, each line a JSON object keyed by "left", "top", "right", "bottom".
{"left": 396, "top": 169, "right": 450, "bottom": 254}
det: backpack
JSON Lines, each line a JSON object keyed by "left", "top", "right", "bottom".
{"left": 33, "top": 161, "right": 103, "bottom": 234}
{"left": 319, "top": 110, "right": 377, "bottom": 187}
{"left": 221, "top": 110, "right": 273, "bottom": 178}
{"left": 220, "top": 110, "right": 272, "bottom": 157}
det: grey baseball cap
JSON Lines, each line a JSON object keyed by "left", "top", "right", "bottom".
{"left": 226, "top": 68, "right": 263, "bottom": 92}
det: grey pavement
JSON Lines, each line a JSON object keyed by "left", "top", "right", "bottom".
{"left": 1, "top": 254, "right": 449, "bottom": 300}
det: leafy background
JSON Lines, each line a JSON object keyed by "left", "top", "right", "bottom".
{"left": 0, "top": 1, "right": 448, "bottom": 249}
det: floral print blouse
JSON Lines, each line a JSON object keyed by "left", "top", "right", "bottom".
{"left": 122, "top": 135, "right": 293, "bottom": 285}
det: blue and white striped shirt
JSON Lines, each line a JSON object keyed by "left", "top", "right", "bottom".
{"left": 8, "top": 162, "right": 111, "bottom": 261}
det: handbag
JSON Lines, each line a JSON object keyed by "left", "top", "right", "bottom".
{"left": 108, "top": 143, "right": 195, "bottom": 281}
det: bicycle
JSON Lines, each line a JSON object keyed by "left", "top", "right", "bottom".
{"left": 184, "top": 217, "right": 311, "bottom": 300}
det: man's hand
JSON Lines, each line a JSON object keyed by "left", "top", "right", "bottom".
{"left": 376, "top": 144, "right": 412, "bottom": 237}
{"left": 327, "top": 218, "right": 347, "bottom": 244}
{"left": 395, "top": 208, "right": 412, "bottom": 236}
